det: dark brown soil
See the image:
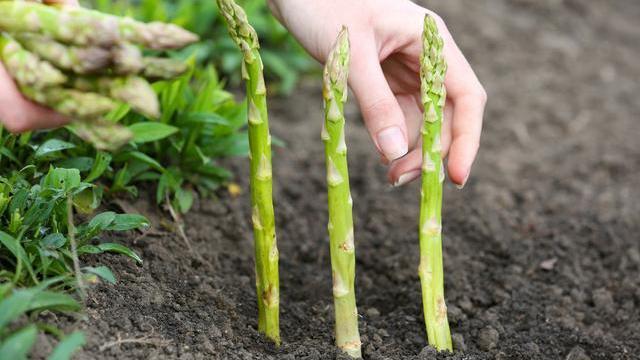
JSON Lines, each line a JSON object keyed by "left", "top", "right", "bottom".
{"left": 50, "top": 1, "right": 640, "bottom": 359}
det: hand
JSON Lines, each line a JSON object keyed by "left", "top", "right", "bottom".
{"left": 0, "top": 0, "right": 78, "bottom": 133}
{"left": 268, "top": 0, "right": 486, "bottom": 187}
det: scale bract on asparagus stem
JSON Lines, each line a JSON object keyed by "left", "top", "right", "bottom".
{"left": 418, "top": 15, "right": 452, "bottom": 351}
{"left": 0, "top": 1, "right": 199, "bottom": 49}
{"left": 322, "top": 27, "right": 362, "bottom": 358}
{"left": 216, "top": 0, "right": 280, "bottom": 346}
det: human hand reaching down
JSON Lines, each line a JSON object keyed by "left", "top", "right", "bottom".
{"left": 0, "top": 0, "right": 78, "bottom": 133}
{"left": 268, "top": 0, "right": 486, "bottom": 187}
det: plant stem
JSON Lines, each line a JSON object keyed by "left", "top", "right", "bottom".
{"left": 418, "top": 15, "right": 452, "bottom": 351}
{"left": 66, "top": 196, "right": 85, "bottom": 299}
{"left": 217, "top": 0, "right": 280, "bottom": 346}
{"left": 322, "top": 27, "right": 361, "bottom": 358}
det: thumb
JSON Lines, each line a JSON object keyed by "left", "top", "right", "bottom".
{"left": 349, "top": 48, "right": 408, "bottom": 162}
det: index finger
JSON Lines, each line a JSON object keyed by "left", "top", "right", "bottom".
{"left": 438, "top": 21, "right": 487, "bottom": 186}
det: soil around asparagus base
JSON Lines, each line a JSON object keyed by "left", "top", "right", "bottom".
{"left": 35, "top": 1, "right": 640, "bottom": 359}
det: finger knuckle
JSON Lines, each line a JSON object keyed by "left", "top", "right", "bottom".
{"left": 476, "top": 86, "right": 488, "bottom": 105}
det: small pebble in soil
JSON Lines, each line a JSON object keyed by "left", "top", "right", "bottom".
{"left": 458, "top": 296, "right": 474, "bottom": 313}
{"left": 592, "top": 288, "right": 615, "bottom": 313}
{"left": 448, "top": 304, "right": 465, "bottom": 323}
{"left": 452, "top": 333, "right": 467, "bottom": 352}
{"left": 524, "top": 341, "right": 540, "bottom": 354}
{"left": 565, "top": 346, "right": 591, "bottom": 360}
{"left": 477, "top": 326, "right": 500, "bottom": 351}
{"left": 418, "top": 346, "right": 438, "bottom": 359}
{"left": 366, "top": 307, "right": 380, "bottom": 318}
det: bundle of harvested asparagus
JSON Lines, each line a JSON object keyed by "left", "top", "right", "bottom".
{"left": 0, "top": 1, "right": 198, "bottom": 150}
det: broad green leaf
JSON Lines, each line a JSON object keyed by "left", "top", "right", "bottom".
{"left": 85, "top": 152, "right": 112, "bottom": 182}
{"left": 105, "top": 103, "right": 131, "bottom": 122}
{"left": 0, "top": 289, "right": 34, "bottom": 328}
{"left": 88, "top": 212, "right": 117, "bottom": 231}
{"left": 175, "top": 188, "right": 194, "bottom": 214}
{"left": 128, "top": 123, "right": 179, "bottom": 144}
{"left": 106, "top": 214, "right": 149, "bottom": 231}
{"left": 56, "top": 157, "right": 94, "bottom": 172}
{"left": 42, "top": 168, "right": 81, "bottom": 192}
{"left": 73, "top": 187, "right": 102, "bottom": 215}
{"left": 0, "top": 231, "right": 35, "bottom": 283}
{"left": 0, "top": 325, "right": 37, "bottom": 360}
{"left": 27, "top": 291, "right": 80, "bottom": 312}
{"left": 48, "top": 331, "right": 85, "bottom": 360}
{"left": 41, "top": 233, "right": 67, "bottom": 250}
{"left": 0, "top": 146, "right": 19, "bottom": 164}
{"left": 96, "top": 243, "right": 142, "bottom": 264}
{"left": 35, "top": 139, "right": 76, "bottom": 159}
{"left": 83, "top": 266, "right": 116, "bottom": 285}
{"left": 119, "top": 151, "right": 164, "bottom": 172}
{"left": 76, "top": 245, "right": 101, "bottom": 255}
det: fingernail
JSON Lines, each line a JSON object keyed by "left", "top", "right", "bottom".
{"left": 456, "top": 171, "right": 470, "bottom": 190}
{"left": 377, "top": 126, "right": 408, "bottom": 161}
{"left": 394, "top": 170, "right": 421, "bottom": 187}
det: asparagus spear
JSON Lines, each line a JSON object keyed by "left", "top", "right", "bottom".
{"left": 0, "top": 33, "right": 66, "bottom": 89}
{"left": 217, "top": 0, "right": 280, "bottom": 346}
{"left": 0, "top": 1, "right": 119, "bottom": 47}
{"left": 71, "top": 119, "right": 133, "bottom": 151}
{"left": 111, "top": 43, "right": 144, "bottom": 75}
{"left": 13, "top": 33, "right": 110, "bottom": 74}
{"left": 20, "top": 87, "right": 117, "bottom": 119}
{"left": 70, "top": 76, "right": 160, "bottom": 119}
{"left": 142, "top": 57, "right": 189, "bottom": 80}
{"left": 0, "top": 1, "right": 199, "bottom": 49}
{"left": 418, "top": 15, "right": 452, "bottom": 351}
{"left": 322, "top": 27, "right": 361, "bottom": 359}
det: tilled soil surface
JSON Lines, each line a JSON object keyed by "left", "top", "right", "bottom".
{"left": 49, "top": 1, "right": 640, "bottom": 359}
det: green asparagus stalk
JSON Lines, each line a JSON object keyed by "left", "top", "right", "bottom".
{"left": 20, "top": 87, "right": 117, "bottom": 119}
{"left": 111, "top": 43, "right": 144, "bottom": 75}
{"left": 418, "top": 15, "right": 452, "bottom": 352}
{"left": 70, "top": 119, "right": 133, "bottom": 151}
{"left": 0, "top": 2, "right": 199, "bottom": 49}
{"left": 217, "top": 0, "right": 280, "bottom": 346}
{"left": 70, "top": 76, "right": 159, "bottom": 119}
{"left": 13, "top": 33, "right": 110, "bottom": 74}
{"left": 142, "top": 57, "right": 189, "bottom": 80}
{"left": 0, "top": 33, "right": 66, "bottom": 89}
{"left": 322, "top": 27, "right": 361, "bottom": 359}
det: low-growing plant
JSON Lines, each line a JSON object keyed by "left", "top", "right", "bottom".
{"left": 0, "top": 165, "right": 149, "bottom": 358}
